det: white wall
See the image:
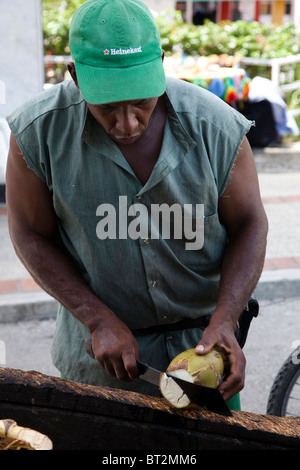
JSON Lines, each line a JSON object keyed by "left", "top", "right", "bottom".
{"left": 0, "top": 0, "right": 44, "bottom": 119}
{"left": 0, "top": 0, "right": 44, "bottom": 183}
{"left": 144, "top": 0, "right": 176, "bottom": 15}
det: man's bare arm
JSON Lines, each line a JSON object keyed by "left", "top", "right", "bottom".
{"left": 6, "top": 133, "right": 139, "bottom": 381}
{"left": 196, "top": 136, "right": 268, "bottom": 401}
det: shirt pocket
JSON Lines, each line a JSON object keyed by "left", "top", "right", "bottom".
{"left": 170, "top": 212, "right": 227, "bottom": 276}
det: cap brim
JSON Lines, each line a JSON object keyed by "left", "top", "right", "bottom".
{"left": 75, "top": 57, "right": 166, "bottom": 104}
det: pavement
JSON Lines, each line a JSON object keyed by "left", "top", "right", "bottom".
{"left": 0, "top": 140, "right": 300, "bottom": 415}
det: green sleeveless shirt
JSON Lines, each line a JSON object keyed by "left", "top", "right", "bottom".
{"left": 7, "top": 77, "right": 253, "bottom": 392}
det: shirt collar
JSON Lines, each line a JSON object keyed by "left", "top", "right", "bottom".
{"left": 81, "top": 92, "right": 197, "bottom": 194}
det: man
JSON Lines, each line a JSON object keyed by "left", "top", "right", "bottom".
{"left": 5, "top": 0, "right": 268, "bottom": 410}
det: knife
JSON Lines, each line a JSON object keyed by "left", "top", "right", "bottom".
{"left": 84, "top": 340, "right": 232, "bottom": 416}
{"left": 137, "top": 360, "right": 232, "bottom": 416}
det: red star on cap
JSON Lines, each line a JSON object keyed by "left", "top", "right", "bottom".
{"left": 104, "top": 49, "right": 109, "bottom": 55}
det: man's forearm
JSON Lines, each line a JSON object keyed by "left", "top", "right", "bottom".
{"left": 9, "top": 227, "right": 110, "bottom": 333}
{"left": 195, "top": 215, "right": 267, "bottom": 401}
{"left": 210, "top": 215, "right": 268, "bottom": 331}
{"left": 10, "top": 227, "right": 140, "bottom": 380}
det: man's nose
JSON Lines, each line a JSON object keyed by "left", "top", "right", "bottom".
{"left": 115, "top": 108, "right": 138, "bottom": 135}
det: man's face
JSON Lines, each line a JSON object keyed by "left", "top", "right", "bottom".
{"left": 87, "top": 98, "right": 159, "bottom": 145}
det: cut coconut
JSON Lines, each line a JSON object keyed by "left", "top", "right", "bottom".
{"left": 167, "top": 348, "right": 224, "bottom": 388}
{"left": 160, "top": 348, "right": 225, "bottom": 408}
{"left": 159, "top": 372, "right": 191, "bottom": 409}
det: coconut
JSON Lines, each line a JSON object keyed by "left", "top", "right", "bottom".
{"left": 159, "top": 348, "right": 224, "bottom": 409}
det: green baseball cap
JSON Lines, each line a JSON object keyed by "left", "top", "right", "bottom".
{"left": 69, "top": 0, "right": 166, "bottom": 104}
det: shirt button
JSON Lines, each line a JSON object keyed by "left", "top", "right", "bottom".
{"left": 143, "top": 238, "right": 150, "bottom": 245}
{"left": 151, "top": 280, "right": 158, "bottom": 288}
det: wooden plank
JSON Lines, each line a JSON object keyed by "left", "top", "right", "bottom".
{"left": 0, "top": 368, "right": 300, "bottom": 450}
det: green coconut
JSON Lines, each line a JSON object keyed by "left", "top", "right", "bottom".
{"left": 159, "top": 348, "right": 224, "bottom": 409}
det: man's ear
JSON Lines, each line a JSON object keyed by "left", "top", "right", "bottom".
{"left": 68, "top": 62, "right": 79, "bottom": 88}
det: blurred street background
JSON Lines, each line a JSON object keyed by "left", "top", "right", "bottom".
{"left": 1, "top": 0, "right": 300, "bottom": 417}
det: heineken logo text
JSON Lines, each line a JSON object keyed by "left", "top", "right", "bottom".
{"left": 104, "top": 46, "right": 142, "bottom": 56}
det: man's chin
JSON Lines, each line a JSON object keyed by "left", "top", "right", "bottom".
{"left": 112, "top": 135, "right": 141, "bottom": 145}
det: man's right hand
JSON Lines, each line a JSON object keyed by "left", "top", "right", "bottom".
{"left": 89, "top": 310, "right": 140, "bottom": 382}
